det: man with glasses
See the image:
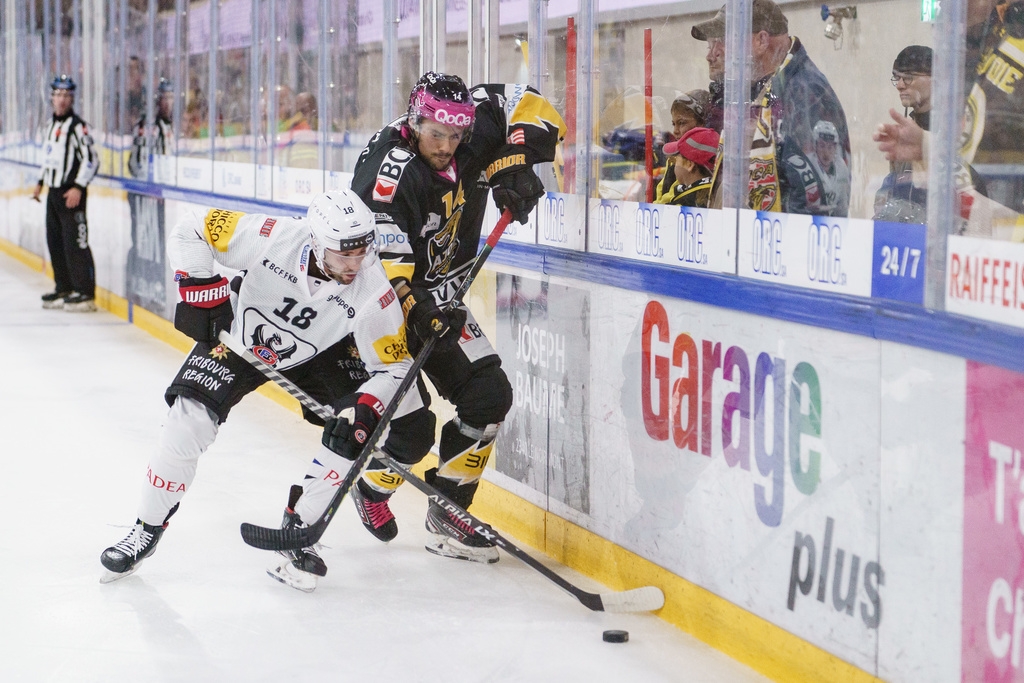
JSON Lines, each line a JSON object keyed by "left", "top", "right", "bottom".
{"left": 350, "top": 72, "right": 565, "bottom": 563}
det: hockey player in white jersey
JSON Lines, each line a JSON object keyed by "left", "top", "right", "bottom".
{"left": 100, "top": 190, "right": 434, "bottom": 590}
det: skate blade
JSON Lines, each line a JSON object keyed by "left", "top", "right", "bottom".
{"left": 64, "top": 302, "right": 97, "bottom": 312}
{"left": 99, "top": 565, "right": 138, "bottom": 584}
{"left": 266, "top": 559, "right": 318, "bottom": 593}
{"left": 425, "top": 534, "right": 499, "bottom": 564}
{"left": 42, "top": 301, "right": 65, "bottom": 310}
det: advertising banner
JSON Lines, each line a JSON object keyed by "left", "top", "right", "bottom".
{"left": 537, "top": 193, "right": 586, "bottom": 251}
{"left": 584, "top": 286, "right": 883, "bottom": 669}
{"left": 213, "top": 159, "right": 256, "bottom": 198}
{"left": 127, "top": 193, "right": 168, "bottom": 317}
{"left": 737, "top": 209, "right": 875, "bottom": 297}
{"left": 963, "top": 361, "right": 1024, "bottom": 682}
{"left": 588, "top": 199, "right": 735, "bottom": 274}
{"left": 495, "top": 273, "right": 591, "bottom": 514}
{"left": 946, "top": 235, "right": 1024, "bottom": 329}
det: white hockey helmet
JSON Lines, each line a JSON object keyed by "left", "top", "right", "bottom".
{"left": 307, "top": 190, "right": 378, "bottom": 281}
{"left": 813, "top": 120, "right": 839, "bottom": 144}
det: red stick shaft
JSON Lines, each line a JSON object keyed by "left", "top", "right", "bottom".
{"left": 644, "top": 28, "right": 654, "bottom": 204}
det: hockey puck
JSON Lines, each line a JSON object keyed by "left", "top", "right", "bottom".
{"left": 602, "top": 629, "right": 629, "bottom": 643}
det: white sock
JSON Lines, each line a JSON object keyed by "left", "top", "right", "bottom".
{"left": 294, "top": 446, "right": 355, "bottom": 524}
{"left": 136, "top": 397, "right": 219, "bottom": 526}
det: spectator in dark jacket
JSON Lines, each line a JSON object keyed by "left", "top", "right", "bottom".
{"left": 693, "top": 0, "right": 852, "bottom": 215}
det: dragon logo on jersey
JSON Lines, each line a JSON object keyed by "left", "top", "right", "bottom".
{"left": 425, "top": 184, "right": 464, "bottom": 283}
{"left": 250, "top": 324, "right": 298, "bottom": 366}
{"left": 240, "top": 309, "right": 317, "bottom": 370}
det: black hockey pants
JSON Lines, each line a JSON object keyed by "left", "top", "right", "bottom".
{"left": 45, "top": 186, "right": 95, "bottom": 297}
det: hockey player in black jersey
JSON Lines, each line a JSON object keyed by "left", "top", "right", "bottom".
{"left": 350, "top": 72, "right": 565, "bottom": 563}
{"left": 99, "top": 190, "right": 435, "bottom": 591}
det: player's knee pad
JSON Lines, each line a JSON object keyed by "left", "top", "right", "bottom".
{"left": 451, "top": 362, "right": 513, "bottom": 429}
{"left": 382, "top": 406, "right": 436, "bottom": 465}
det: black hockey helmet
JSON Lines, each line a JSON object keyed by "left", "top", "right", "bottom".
{"left": 50, "top": 74, "right": 76, "bottom": 92}
{"left": 407, "top": 72, "right": 475, "bottom": 141}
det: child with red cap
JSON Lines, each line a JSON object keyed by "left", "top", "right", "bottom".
{"left": 655, "top": 127, "right": 719, "bottom": 207}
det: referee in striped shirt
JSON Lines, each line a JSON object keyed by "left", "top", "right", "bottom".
{"left": 32, "top": 75, "right": 100, "bottom": 312}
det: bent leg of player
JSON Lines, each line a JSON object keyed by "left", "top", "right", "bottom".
{"left": 422, "top": 311, "right": 513, "bottom": 563}
{"left": 100, "top": 341, "right": 261, "bottom": 583}
{"left": 100, "top": 397, "right": 218, "bottom": 582}
{"left": 353, "top": 400, "right": 435, "bottom": 543}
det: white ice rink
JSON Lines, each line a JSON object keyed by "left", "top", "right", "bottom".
{"left": 0, "top": 252, "right": 770, "bottom": 683}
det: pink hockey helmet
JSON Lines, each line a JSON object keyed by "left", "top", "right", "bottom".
{"left": 407, "top": 72, "right": 475, "bottom": 141}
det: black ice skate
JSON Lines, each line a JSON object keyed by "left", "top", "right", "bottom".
{"left": 99, "top": 520, "right": 167, "bottom": 583}
{"left": 41, "top": 290, "right": 71, "bottom": 310}
{"left": 63, "top": 292, "right": 97, "bottom": 312}
{"left": 266, "top": 485, "right": 327, "bottom": 593}
{"left": 352, "top": 479, "right": 398, "bottom": 543}
{"left": 424, "top": 500, "right": 499, "bottom": 564}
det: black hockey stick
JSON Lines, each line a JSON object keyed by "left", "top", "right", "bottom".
{"left": 376, "top": 453, "right": 665, "bottom": 613}
{"left": 231, "top": 209, "right": 514, "bottom": 552}
{"left": 224, "top": 325, "right": 664, "bottom": 613}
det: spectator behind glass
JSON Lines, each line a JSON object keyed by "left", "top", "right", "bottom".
{"left": 873, "top": 46, "right": 987, "bottom": 228}
{"left": 809, "top": 120, "right": 851, "bottom": 217}
{"left": 654, "top": 90, "right": 711, "bottom": 202}
{"left": 693, "top": 0, "right": 852, "bottom": 216}
{"left": 873, "top": 46, "right": 934, "bottom": 223}
{"left": 655, "top": 127, "right": 719, "bottom": 208}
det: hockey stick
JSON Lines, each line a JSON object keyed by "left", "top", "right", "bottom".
{"left": 224, "top": 326, "right": 664, "bottom": 613}
{"left": 231, "top": 209, "right": 513, "bottom": 552}
{"left": 377, "top": 453, "right": 666, "bottom": 613}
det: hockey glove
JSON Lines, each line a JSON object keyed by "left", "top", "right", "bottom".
{"left": 401, "top": 287, "right": 467, "bottom": 347}
{"left": 489, "top": 165, "right": 544, "bottom": 225}
{"left": 174, "top": 275, "right": 234, "bottom": 343}
{"left": 322, "top": 393, "right": 385, "bottom": 460}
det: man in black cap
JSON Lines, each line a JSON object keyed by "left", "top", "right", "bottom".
{"left": 692, "top": 0, "right": 851, "bottom": 215}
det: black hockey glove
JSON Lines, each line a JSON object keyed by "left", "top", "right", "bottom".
{"left": 174, "top": 275, "right": 234, "bottom": 343}
{"left": 322, "top": 393, "right": 385, "bottom": 460}
{"left": 489, "top": 165, "right": 545, "bottom": 224}
{"left": 401, "top": 286, "right": 467, "bottom": 347}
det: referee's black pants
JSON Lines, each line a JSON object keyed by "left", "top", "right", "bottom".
{"left": 45, "top": 186, "right": 95, "bottom": 297}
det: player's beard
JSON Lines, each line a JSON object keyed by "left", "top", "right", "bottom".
{"left": 425, "top": 153, "right": 453, "bottom": 171}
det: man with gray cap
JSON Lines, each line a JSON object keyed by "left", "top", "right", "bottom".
{"left": 692, "top": 0, "right": 851, "bottom": 215}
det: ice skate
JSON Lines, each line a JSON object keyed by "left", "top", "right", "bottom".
{"left": 99, "top": 520, "right": 167, "bottom": 583}
{"left": 424, "top": 500, "right": 499, "bottom": 564}
{"left": 352, "top": 479, "right": 398, "bottom": 543}
{"left": 267, "top": 486, "right": 327, "bottom": 592}
{"left": 41, "top": 290, "right": 70, "bottom": 309}
{"left": 63, "top": 292, "right": 97, "bottom": 312}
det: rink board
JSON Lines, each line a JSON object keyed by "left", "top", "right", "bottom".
{"left": 1, "top": 166, "right": 1021, "bottom": 682}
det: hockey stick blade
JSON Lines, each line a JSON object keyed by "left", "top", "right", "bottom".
{"left": 596, "top": 586, "right": 665, "bottom": 613}
{"left": 380, "top": 453, "right": 665, "bottom": 613}
{"left": 231, "top": 210, "right": 513, "bottom": 552}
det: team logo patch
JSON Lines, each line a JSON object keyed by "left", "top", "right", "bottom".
{"left": 507, "top": 128, "right": 525, "bottom": 145}
{"left": 209, "top": 344, "right": 229, "bottom": 360}
{"left": 378, "top": 289, "right": 396, "bottom": 309}
{"left": 372, "top": 327, "right": 410, "bottom": 364}
{"left": 373, "top": 178, "right": 397, "bottom": 203}
{"left": 203, "top": 208, "right": 245, "bottom": 252}
{"left": 174, "top": 270, "right": 189, "bottom": 281}
{"left": 372, "top": 148, "right": 414, "bottom": 203}
{"left": 259, "top": 218, "right": 277, "bottom": 237}
{"left": 252, "top": 346, "right": 280, "bottom": 365}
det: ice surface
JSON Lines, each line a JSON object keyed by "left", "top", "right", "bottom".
{"left": 0, "top": 253, "right": 769, "bottom": 683}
